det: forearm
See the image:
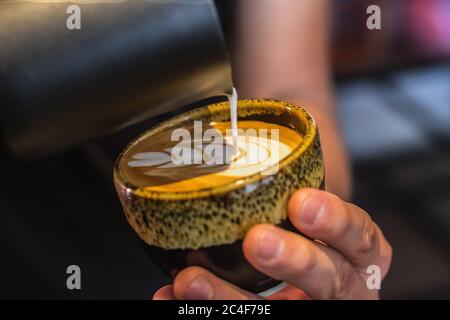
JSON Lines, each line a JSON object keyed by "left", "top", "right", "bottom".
{"left": 232, "top": 0, "right": 352, "bottom": 199}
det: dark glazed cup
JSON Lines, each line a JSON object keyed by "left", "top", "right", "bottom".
{"left": 114, "top": 99, "right": 325, "bottom": 294}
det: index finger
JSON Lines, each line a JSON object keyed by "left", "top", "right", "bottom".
{"left": 288, "top": 189, "right": 392, "bottom": 275}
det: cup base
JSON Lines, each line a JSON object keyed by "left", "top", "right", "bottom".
{"left": 141, "top": 220, "right": 299, "bottom": 294}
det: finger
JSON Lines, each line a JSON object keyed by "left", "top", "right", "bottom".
{"left": 243, "top": 224, "right": 375, "bottom": 299}
{"left": 288, "top": 188, "right": 392, "bottom": 274}
{"left": 173, "top": 266, "right": 263, "bottom": 300}
{"left": 153, "top": 285, "right": 176, "bottom": 300}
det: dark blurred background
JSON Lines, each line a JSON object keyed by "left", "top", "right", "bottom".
{"left": 333, "top": 0, "right": 450, "bottom": 299}
{"left": 0, "top": 0, "right": 449, "bottom": 299}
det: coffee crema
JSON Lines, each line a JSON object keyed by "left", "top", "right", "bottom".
{"left": 120, "top": 120, "right": 303, "bottom": 192}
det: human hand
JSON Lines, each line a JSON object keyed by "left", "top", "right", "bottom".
{"left": 153, "top": 188, "right": 392, "bottom": 300}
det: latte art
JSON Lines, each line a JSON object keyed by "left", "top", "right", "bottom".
{"left": 129, "top": 130, "right": 288, "bottom": 176}
{"left": 120, "top": 121, "right": 303, "bottom": 192}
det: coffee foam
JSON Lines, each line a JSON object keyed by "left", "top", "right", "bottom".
{"left": 120, "top": 121, "right": 303, "bottom": 192}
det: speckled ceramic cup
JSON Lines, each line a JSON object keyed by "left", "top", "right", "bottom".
{"left": 114, "top": 99, "right": 325, "bottom": 294}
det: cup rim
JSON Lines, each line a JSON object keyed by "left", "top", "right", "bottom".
{"left": 114, "top": 99, "right": 317, "bottom": 200}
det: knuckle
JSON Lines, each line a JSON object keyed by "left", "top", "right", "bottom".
{"left": 357, "top": 218, "right": 378, "bottom": 257}
{"left": 324, "top": 198, "right": 352, "bottom": 238}
{"left": 330, "top": 259, "right": 357, "bottom": 300}
{"left": 298, "top": 250, "right": 318, "bottom": 275}
{"left": 332, "top": 219, "right": 352, "bottom": 239}
{"left": 380, "top": 241, "right": 393, "bottom": 274}
{"left": 279, "top": 242, "right": 317, "bottom": 275}
{"left": 373, "top": 223, "right": 393, "bottom": 275}
{"left": 386, "top": 242, "right": 393, "bottom": 262}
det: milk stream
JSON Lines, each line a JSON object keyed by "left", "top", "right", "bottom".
{"left": 227, "top": 87, "right": 239, "bottom": 154}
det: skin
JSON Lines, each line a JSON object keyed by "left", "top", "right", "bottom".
{"left": 154, "top": 0, "right": 393, "bottom": 300}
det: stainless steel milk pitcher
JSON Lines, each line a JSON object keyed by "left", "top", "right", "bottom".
{"left": 0, "top": 0, "right": 232, "bottom": 159}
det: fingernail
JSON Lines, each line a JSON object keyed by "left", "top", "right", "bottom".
{"left": 299, "top": 195, "right": 324, "bottom": 225}
{"left": 257, "top": 228, "right": 284, "bottom": 262}
{"left": 184, "top": 276, "right": 214, "bottom": 300}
